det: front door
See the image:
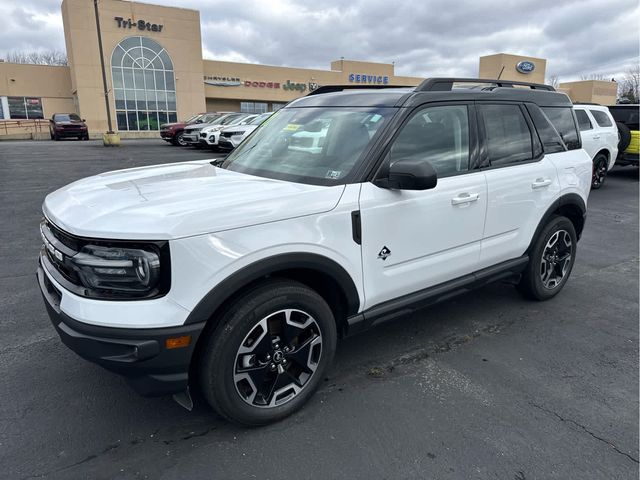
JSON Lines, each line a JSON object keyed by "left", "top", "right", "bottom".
{"left": 359, "top": 103, "right": 487, "bottom": 310}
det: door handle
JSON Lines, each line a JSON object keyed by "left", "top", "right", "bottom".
{"left": 592, "top": 135, "right": 600, "bottom": 140}
{"left": 531, "top": 178, "right": 552, "bottom": 189}
{"left": 451, "top": 192, "right": 479, "bottom": 205}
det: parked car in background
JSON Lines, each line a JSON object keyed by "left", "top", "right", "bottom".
{"left": 218, "top": 112, "right": 273, "bottom": 151}
{"left": 195, "top": 113, "right": 255, "bottom": 149}
{"left": 181, "top": 113, "right": 238, "bottom": 147}
{"left": 160, "top": 113, "right": 221, "bottom": 146}
{"left": 608, "top": 104, "right": 639, "bottom": 167}
{"left": 49, "top": 113, "right": 89, "bottom": 141}
{"left": 573, "top": 104, "right": 618, "bottom": 189}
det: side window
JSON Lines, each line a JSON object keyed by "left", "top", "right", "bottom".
{"left": 590, "top": 110, "right": 613, "bottom": 127}
{"left": 575, "top": 110, "right": 593, "bottom": 131}
{"left": 479, "top": 104, "right": 533, "bottom": 166}
{"left": 526, "top": 104, "right": 566, "bottom": 154}
{"left": 387, "top": 105, "right": 470, "bottom": 178}
{"left": 542, "top": 107, "right": 581, "bottom": 150}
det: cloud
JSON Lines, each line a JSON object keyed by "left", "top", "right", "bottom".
{"left": 0, "top": 0, "right": 637, "bottom": 81}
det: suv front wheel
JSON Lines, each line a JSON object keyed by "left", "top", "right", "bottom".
{"left": 518, "top": 216, "right": 577, "bottom": 301}
{"left": 198, "top": 279, "right": 337, "bottom": 425}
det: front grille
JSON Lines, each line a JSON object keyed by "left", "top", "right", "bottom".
{"left": 200, "top": 133, "right": 207, "bottom": 138}
{"left": 40, "top": 219, "right": 82, "bottom": 287}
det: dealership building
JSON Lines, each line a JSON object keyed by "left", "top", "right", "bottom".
{"left": 0, "top": 0, "right": 619, "bottom": 139}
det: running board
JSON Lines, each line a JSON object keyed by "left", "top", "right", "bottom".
{"left": 346, "top": 255, "right": 528, "bottom": 336}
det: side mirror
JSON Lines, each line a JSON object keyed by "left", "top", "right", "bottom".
{"left": 195, "top": 119, "right": 203, "bottom": 124}
{"left": 376, "top": 158, "right": 438, "bottom": 190}
{"left": 82, "top": 119, "right": 86, "bottom": 122}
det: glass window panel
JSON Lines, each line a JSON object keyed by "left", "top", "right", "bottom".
{"left": 147, "top": 91, "right": 157, "bottom": 110}
{"left": 111, "top": 46, "right": 125, "bottom": 66}
{"left": 591, "top": 110, "right": 613, "bottom": 127}
{"left": 127, "top": 111, "right": 138, "bottom": 131}
{"left": 121, "top": 54, "right": 134, "bottom": 68}
{"left": 129, "top": 47, "right": 143, "bottom": 63}
{"left": 167, "top": 92, "right": 176, "bottom": 110}
{"left": 138, "top": 111, "right": 149, "bottom": 130}
{"left": 542, "top": 107, "right": 581, "bottom": 150}
{"left": 24, "top": 97, "right": 43, "bottom": 119}
{"left": 144, "top": 70, "right": 155, "bottom": 90}
{"left": 159, "top": 50, "right": 173, "bottom": 70}
{"left": 114, "top": 89, "right": 125, "bottom": 110}
{"left": 154, "top": 71, "right": 165, "bottom": 90}
{"left": 7, "top": 96, "right": 27, "bottom": 119}
{"left": 479, "top": 104, "right": 532, "bottom": 166}
{"left": 133, "top": 69, "right": 144, "bottom": 89}
{"left": 575, "top": 110, "right": 592, "bottom": 131}
{"left": 156, "top": 90, "right": 167, "bottom": 111}
{"left": 120, "top": 36, "right": 142, "bottom": 51}
{"left": 151, "top": 56, "right": 163, "bottom": 69}
{"left": 158, "top": 111, "right": 168, "bottom": 125}
{"left": 142, "top": 47, "right": 155, "bottom": 61}
{"left": 112, "top": 67, "right": 123, "bottom": 89}
{"left": 147, "top": 111, "right": 159, "bottom": 130}
{"left": 141, "top": 37, "right": 162, "bottom": 52}
{"left": 116, "top": 111, "right": 128, "bottom": 131}
{"left": 122, "top": 68, "right": 134, "bottom": 89}
{"left": 168, "top": 112, "right": 177, "bottom": 123}
{"left": 165, "top": 71, "right": 175, "bottom": 91}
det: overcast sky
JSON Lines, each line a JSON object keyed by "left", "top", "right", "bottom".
{"left": 0, "top": 0, "right": 638, "bottom": 82}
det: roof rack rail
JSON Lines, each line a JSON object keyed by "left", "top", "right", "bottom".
{"left": 307, "top": 84, "right": 415, "bottom": 96}
{"left": 416, "top": 77, "right": 555, "bottom": 92}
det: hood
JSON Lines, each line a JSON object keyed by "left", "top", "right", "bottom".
{"left": 160, "top": 122, "right": 186, "bottom": 129}
{"left": 43, "top": 160, "right": 345, "bottom": 240}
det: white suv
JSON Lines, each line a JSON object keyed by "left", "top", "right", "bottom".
{"left": 38, "top": 78, "right": 592, "bottom": 425}
{"left": 573, "top": 104, "right": 618, "bottom": 189}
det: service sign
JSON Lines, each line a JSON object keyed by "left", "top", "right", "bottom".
{"left": 516, "top": 61, "right": 535, "bottom": 74}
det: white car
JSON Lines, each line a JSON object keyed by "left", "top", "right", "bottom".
{"left": 182, "top": 113, "right": 247, "bottom": 147}
{"left": 218, "top": 112, "right": 274, "bottom": 150}
{"left": 199, "top": 114, "right": 256, "bottom": 149}
{"left": 180, "top": 113, "right": 227, "bottom": 146}
{"left": 573, "top": 104, "right": 618, "bottom": 189}
{"left": 38, "top": 78, "right": 591, "bottom": 426}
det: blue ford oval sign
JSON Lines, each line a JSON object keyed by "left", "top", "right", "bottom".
{"left": 516, "top": 61, "right": 535, "bottom": 74}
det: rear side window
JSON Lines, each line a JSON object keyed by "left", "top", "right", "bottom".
{"left": 575, "top": 110, "right": 592, "bottom": 131}
{"left": 526, "top": 104, "right": 566, "bottom": 154}
{"left": 479, "top": 104, "right": 533, "bottom": 166}
{"left": 609, "top": 106, "right": 639, "bottom": 130}
{"left": 590, "top": 110, "right": 613, "bottom": 127}
{"left": 542, "top": 107, "right": 581, "bottom": 150}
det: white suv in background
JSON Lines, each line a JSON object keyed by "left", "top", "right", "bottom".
{"left": 573, "top": 104, "right": 618, "bottom": 189}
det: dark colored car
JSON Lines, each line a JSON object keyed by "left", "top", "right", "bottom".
{"left": 160, "top": 113, "right": 214, "bottom": 146}
{"left": 49, "top": 113, "right": 89, "bottom": 141}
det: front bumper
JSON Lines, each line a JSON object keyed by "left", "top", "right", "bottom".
{"left": 55, "top": 129, "right": 87, "bottom": 138}
{"left": 182, "top": 132, "right": 201, "bottom": 145}
{"left": 37, "top": 261, "right": 205, "bottom": 396}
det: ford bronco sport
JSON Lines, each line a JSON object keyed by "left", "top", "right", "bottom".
{"left": 38, "top": 78, "right": 592, "bottom": 425}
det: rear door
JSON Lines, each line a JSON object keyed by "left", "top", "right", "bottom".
{"left": 478, "top": 102, "right": 561, "bottom": 269}
{"left": 574, "top": 108, "right": 598, "bottom": 159}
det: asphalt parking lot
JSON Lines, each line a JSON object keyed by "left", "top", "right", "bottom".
{"left": 0, "top": 138, "right": 638, "bottom": 480}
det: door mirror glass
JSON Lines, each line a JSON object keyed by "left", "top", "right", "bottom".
{"left": 378, "top": 158, "right": 438, "bottom": 190}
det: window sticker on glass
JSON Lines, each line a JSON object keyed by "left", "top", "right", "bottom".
{"left": 283, "top": 124, "right": 302, "bottom": 131}
{"left": 325, "top": 170, "right": 342, "bottom": 179}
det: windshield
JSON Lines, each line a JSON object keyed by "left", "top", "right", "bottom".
{"left": 249, "top": 113, "right": 272, "bottom": 125}
{"left": 229, "top": 114, "right": 254, "bottom": 126}
{"left": 223, "top": 107, "right": 395, "bottom": 185}
{"left": 185, "top": 114, "right": 203, "bottom": 123}
{"left": 54, "top": 114, "right": 81, "bottom": 122}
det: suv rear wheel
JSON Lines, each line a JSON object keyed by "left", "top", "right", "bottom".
{"left": 198, "top": 279, "right": 337, "bottom": 425}
{"left": 591, "top": 153, "right": 608, "bottom": 189}
{"left": 518, "top": 216, "right": 577, "bottom": 301}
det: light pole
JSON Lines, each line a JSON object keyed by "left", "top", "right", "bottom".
{"left": 93, "top": 0, "right": 120, "bottom": 145}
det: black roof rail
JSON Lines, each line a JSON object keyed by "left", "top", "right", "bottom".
{"left": 307, "top": 84, "right": 415, "bottom": 96}
{"left": 416, "top": 77, "right": 555, "bottom": 92}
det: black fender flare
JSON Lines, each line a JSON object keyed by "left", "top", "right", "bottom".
{"left": 183, "top": 252, "right": 360, "bottom": 325}
{"left": 527, "top": 193, "right": 587, "bottom": 252}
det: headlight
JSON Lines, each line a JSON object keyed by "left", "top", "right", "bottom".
{"left": 226, "top": 131, "right": 243, "bottom": 136}
{"left": 71, "top": 245, "right": 161, "bottom": 295}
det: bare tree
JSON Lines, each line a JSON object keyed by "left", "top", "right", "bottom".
{"left": 3, "top": 50, "right": 67, "bottom": 66}
{"left": 546, "top": 74, "right": 560, "bottom": 89}
{"left": 618, "top": 65, "right": 640, "bottom": 103}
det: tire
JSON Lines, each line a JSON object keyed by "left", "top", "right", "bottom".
{"left": 83, "top": 134, "right": 89, "bottom": 141}
{"left": 517, "top": 216, "right": 577, "bottom": 301}
{"left": 198, "top": 279, "right": 337, "bottom": 426}
{"left": 591, "top": 153, "right": 608, "bottom": 189}
{"left": 53, "top": 133, "right": 60, "bottom": 141}
{"left": 172, "top": 132, "right": 186, "bottom": 146}
{"left": 49, "top": 131, "right": 54, "bottom": 140}
{"left": 617, "top": 122, "right": 631, "bottom": 152}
